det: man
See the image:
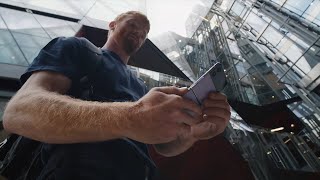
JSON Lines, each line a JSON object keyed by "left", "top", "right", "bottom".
{"left": 3, "top": 11, "right": 230, "bottom": 179}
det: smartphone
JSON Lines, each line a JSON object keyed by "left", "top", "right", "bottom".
{"left": 183, "top": 62, "right": 227, "bottom": 106}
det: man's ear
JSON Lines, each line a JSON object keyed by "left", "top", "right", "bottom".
{"left": 109, "top": 21, "right": 116, "bottom": 31}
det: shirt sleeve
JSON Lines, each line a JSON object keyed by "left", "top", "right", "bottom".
{"left": 20, "top": 37, "right": 85, "bottom": 84}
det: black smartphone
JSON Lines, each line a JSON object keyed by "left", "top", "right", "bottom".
{"left": 183, "top": 62, "right": 227, "bottom": 105}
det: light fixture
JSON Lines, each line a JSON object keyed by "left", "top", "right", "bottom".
{"left": 267, "top": 151, "right": 272, "bottom": 155}
{"left": 270, "top": 127, "right": 284, "bottom": 132}
{"left": 272, "top": 96, "right": 275, "bottom": 98}
{"left": 291, "top": 124, "right": 295, "bottom": 128}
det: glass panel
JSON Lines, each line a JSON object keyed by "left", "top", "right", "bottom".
{"left": 0, "top": 97, "right": 8, "bottom": 121}
{"left": 271, "top": 0, "right": 287, "bottom": 6}
{"left": 0, "top": 7, "right": 49, "bottom": 38}
{"left": 0, "top": 15, "right": 6, "bottom": 29}
{"left": 297, "top": 38, "right": 320, "bottom": 73}
{"left": 19, "top": 0, "right": 94, "bottom": 17}
{"left": 12, "top": 32, "right": 51, "bottom": 63}
{"left": 276, "top": 34, "right": 318, "bottom": 76}
{"left": 1, "top": 0, "right": 147, "bottom": 23}
{"left": 34, "top": 14, "right": 76, "bottom": 38}
{"left": 283, "top": 0, "right": 313, "bottom": 16}
{"left": 245, "top": 12, "right": 268, "bottom": 33}
{"left": 262, "top": 26, "right": 285, "bottom": 47}
{"left": 230, "top": 1, "right": 245, "bottom": 17}
{"left": 0, "top": 30, "right": 28, "bottom": 65}
{"left": 66, "top": 21, "right": 82, "bottom": 33}
{"left": 86, "top": 0, "right": 146, "bottom": 22}
{"left": 302, "top": 1, "right": 320, "bottom": 26}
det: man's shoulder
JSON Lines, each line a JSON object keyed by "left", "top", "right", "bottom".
{"left": 51, "top": 37, "right": 102, "bottom": 56}
{"left": 50, "top": 37, "right": 94, "bottom": 48}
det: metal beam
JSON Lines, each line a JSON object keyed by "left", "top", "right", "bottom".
{"left": 0, "top": 2, "right": 79, "bottom": 22}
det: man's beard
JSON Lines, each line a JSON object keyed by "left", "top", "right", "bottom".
{"left": 123, "top": 38, "right": 139, "bottom": 55}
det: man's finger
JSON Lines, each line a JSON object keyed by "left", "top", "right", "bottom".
{"left": 178, "top": 110, "right": 202, "bottom": 125}
{"left": 177, "top": 123, "right": 192, "bottom": 138}
{"left": 191, "top": 122, "right": 217, "bottom": 140}
{"left": 207, "top": 92, "right": 227, "bottom": 101}
{"left": 203, "top": 107, "right": 231, "bottom": 120}
{"left": 180, "top": 98, "right": 202, "bottom": 116}
{"left": 202, "top": 99, "right": 230, "bottom": 110}
{"left": 152, "top": 86, "right": 187, "bottom": 96}
{"left": 202, "top": 115, "right": 229, "bottom": 136}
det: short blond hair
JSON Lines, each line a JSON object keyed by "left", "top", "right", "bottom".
{"left": 114, "top": 11, "right": 150, "bottom": 32}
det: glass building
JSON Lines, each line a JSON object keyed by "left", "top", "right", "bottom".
{"left": 0, "top": 0, "right": 320, "bottom": 179}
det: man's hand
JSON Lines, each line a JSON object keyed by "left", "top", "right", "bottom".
{"left": 121, "top": 86, "right": 202, "bottom": 144}
{"left": 193, "top": 92, "right": 231, "bottom": 140}
{"left": 153, "top": 91, "right": 231, "bottom": 157}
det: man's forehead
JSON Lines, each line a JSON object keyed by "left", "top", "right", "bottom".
{"left": 122, "top": 14, "right": 147, "bottom": 22}
{"left": 122, "top": 15, "right": 150, "bottom": 30}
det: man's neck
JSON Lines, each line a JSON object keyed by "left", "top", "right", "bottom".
{"left": 101, "top": 40, "right": 130, "bottom": 64}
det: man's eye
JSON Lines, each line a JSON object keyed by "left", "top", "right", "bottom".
{"left": 129, "top": 22, "right": 137, "bottom": 27}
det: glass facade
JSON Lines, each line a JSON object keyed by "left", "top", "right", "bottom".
{"left": 0, "top": 0, "right": 147, "bottom": 22}
{"left": 0, "top": 7, "right": 80, "bottom": 66}
{"left": 170, "top": 0, "right": 320, "bottom": 178}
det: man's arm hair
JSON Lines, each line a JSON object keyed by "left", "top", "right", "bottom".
{"left": 3, "top": 71, "right": 133, "bottom": 143}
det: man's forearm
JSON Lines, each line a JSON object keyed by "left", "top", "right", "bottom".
{"left": 3, "top": 89, "right": 134, "bottom": 144}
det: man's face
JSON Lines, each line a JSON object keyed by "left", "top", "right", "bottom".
{"left": 111, "top": 15, "right": 149, "bottom": 55}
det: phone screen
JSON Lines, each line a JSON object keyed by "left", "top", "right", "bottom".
{"left": 183, "top": 63, "right": 226, "bottom": 105}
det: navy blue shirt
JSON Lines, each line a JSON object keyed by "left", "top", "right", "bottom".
{"left": 21, "top": 37, "right": 156, "bottom": 180}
